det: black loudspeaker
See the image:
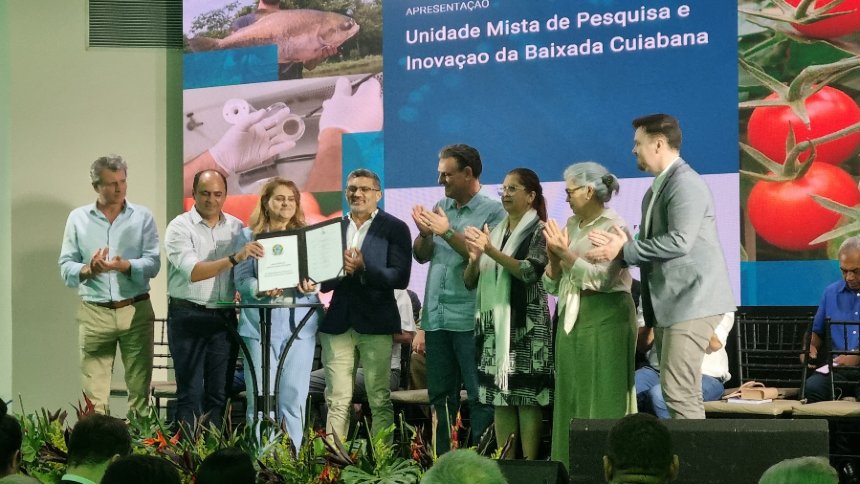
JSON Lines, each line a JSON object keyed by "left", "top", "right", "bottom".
{"left": 569, "top": 418, "right": 829, "bottom": 484}
{"left": 497, "top": 460, "right": 569, "bottom": 484}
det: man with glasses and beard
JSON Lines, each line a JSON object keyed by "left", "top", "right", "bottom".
{"left": 316, "top": 168, "right": 411, "bottom": 443}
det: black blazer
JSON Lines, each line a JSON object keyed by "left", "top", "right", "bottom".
{"left": 320, "top": 209, "right": 412, "bottom": 335}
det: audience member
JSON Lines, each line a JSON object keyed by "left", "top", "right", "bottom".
{"left": 196, "top": 447, "right": 256, "bottom": 484}
{"left": 101, "top": 455, "right": 181, "bottom": 484}
{"left": 412, "top": 144, "right": 505, "bottom": 453}
{"left": 543, "top": 161, "right": 636, "bottom": 469}
{"left": 61, "top": 414, "right": 131, "bottom": 484}
{"left": 464, "top": 168, "right": 552, "bottom": 460}
{"left": 604, "top": 413, "right": 678, "bottom": 484}
{"left": 758, "top": 456, "right": 838, "bottom": 484}
{"left": 0, "top": 400, "right": 36, "bottom": 483}
{"left": 421, "top": 449, "right": 508, "bottom": 484}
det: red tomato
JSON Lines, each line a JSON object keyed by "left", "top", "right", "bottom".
{"left": 786, "top": 0, "right": 860, "bottom": 38}
{"left": 747, "top": 163, "right": 860, "bottom": 251}
{"left": 747, "top": 86, "right": 860, "bottom": 165}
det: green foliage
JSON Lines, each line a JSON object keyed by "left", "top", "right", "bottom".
{"left": 340, "top": 424, "right": 422, "bottom": 484}
{"left": 17, "top": 406, "right": 68, "bottom": 484}
{"left": 258, "top": 426, "right": 334, "bottom": 484}
{"left": 348, "top": 0, "right": 383, "bottom": 58}
{"left": 15, "top": 399, "right": 498, "bottom": 483}
{"left": 189, "top": 0, "right": 243, "bottom": 38}
{"left": 306, "top": 55, "right": 382, "bottom": 78}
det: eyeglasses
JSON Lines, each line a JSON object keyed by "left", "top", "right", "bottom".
{"left": 346, "top": 185, "right": 380, "bottom": 194}
{"left": 497, "top": 185, "right": 526, "bottom": 196}
{"left": 565, "top": 186, "right": 588, "bottom": 198}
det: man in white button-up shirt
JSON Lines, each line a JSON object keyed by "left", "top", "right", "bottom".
{"left": 164, "top": 169, "right": 262, "bottom": 428}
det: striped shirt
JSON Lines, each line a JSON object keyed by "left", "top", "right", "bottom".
{"left": 164, "top": 207, "right": 245, "bottom": 305}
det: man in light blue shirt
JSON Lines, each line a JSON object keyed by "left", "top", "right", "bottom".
{"left": 58, "top": 155, "right": 160, "bottom": 416}
{"left": 412, "top": 144, "right": 505, "bottom": 453}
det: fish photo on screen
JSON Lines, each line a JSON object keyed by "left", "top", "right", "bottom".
{"left": 183, "top": 0, "right": 381, "bottom": 81}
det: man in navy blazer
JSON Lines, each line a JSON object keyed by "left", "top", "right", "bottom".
{"left": 588, "top": 114, "right": 736, "bottom": 419}
{"left": 318, "top": 168, "right": 412, "bottom": 442}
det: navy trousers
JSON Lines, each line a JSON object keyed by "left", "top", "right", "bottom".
{"left": 167, "top": 301, "right": 238, "bottom": 429}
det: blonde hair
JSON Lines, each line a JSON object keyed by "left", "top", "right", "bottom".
{"left": 249, "top": 177, "right": 305, "bottom": 235}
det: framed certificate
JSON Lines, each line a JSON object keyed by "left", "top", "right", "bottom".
{"left": 255, "top": 217, "right": 345, "bottom": 291}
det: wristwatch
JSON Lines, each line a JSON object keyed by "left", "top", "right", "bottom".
{"left": 441, "top": 228, "right": 455, "bottom": 241}
{"left": 228, "top": 254, "right": 239, "bottom": 266}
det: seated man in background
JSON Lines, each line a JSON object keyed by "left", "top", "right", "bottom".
{"left": 603, "top": 413, "right": 679, "bottom": 484}
{"left": 61, "top": 414, "right": 131, "bottom": 484}
{"left": 636, "top": 313, "right": 734, "bottom": 417}
{"left": 803, "top": 236, "right": 860, "bottom": 402}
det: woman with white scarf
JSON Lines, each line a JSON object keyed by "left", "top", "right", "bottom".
{"left": 463, "top": 168, "right": 552, "bottom": 461}
{"left": 543, "top": 162, "right": 636, "bottom": 470}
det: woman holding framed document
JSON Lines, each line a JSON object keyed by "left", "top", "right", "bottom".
{"left": 234, "top": 177, "right": 321, "bottom": 449}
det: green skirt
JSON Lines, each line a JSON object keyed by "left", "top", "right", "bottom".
{"left": 551, "top": 290, "right": 637, "bottom": 469}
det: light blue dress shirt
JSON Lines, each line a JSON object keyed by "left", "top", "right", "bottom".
{"left": 58, "top": 201, "right": 160, "bottom": 302}
{"left": 419, "top": 192, "right": 505, "bottom": 332}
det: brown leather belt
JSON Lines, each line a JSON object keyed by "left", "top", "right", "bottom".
{"left": 90, "top": 293, "right": 150, "bottom": 310}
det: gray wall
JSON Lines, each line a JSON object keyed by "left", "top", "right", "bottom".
{"left": 0, "top": 0, "right": 182, "bottom": 414}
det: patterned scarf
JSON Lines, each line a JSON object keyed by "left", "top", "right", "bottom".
{"left": 476, "top": 208, "right": 539, "bottom": 391}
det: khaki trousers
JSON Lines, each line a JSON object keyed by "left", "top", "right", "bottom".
{"left": 320, "top": 329, "right": 394, "bottom": 442}
{"left": 77, "top": 299, "right": 154, "bottom": 415}
{"left": 654, "top": 314, "right": 722, "bottom": 419}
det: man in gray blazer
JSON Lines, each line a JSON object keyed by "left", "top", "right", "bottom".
{"left": 588, "top": 113, "right": 736, "bottom": 419}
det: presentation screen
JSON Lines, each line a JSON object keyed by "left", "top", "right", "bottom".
{"left": 182, "top": 0, "right": 860, "bottom": 306}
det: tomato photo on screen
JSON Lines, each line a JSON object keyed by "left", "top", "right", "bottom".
{"left": 785, "top": 0, "right": 860, "bottom": 39}
{"left": 747, "top": 86, "right": 860, "bottom": 166}
{"left": 747, "top": 162, "right": 860, "bottom": 251}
